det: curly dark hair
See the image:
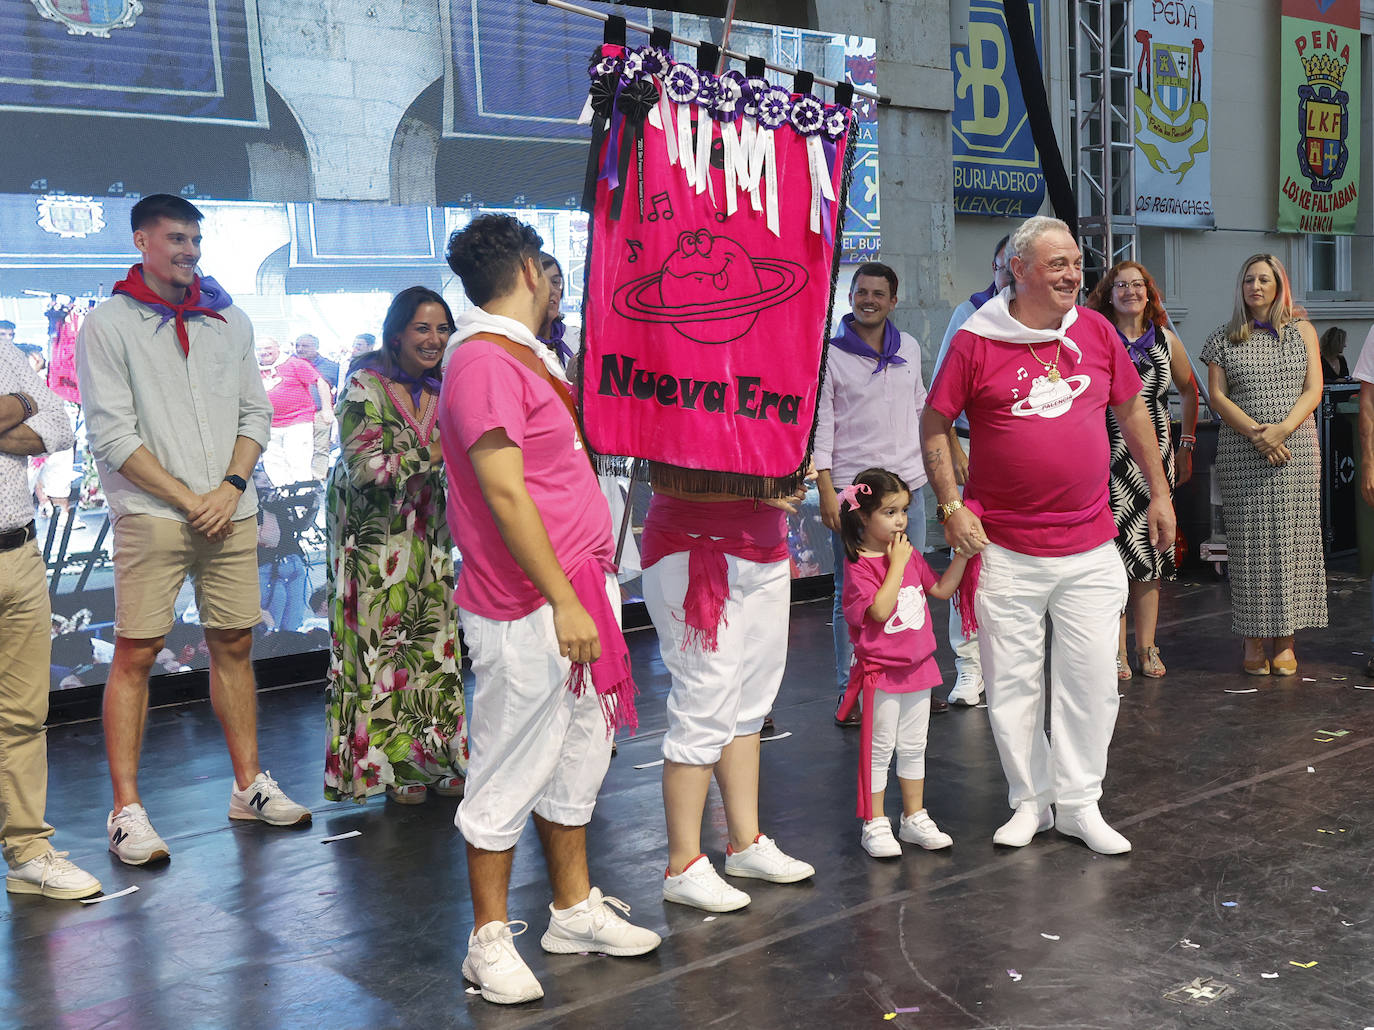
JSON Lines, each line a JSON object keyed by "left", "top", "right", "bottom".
{"left": 445, "top": 214, "right": 544, "bottom": 307}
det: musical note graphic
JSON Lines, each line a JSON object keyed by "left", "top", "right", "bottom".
{"left": 714, "top": 211, "right": 727, "bottom": 223}
{"left": 646, "top": 192, "right": 674, "bottom": 222}
{"left": 627, "top": 240, "right": 643, "bottom": 264}
{"left": 1016, "top": 367, "right": 1029, "bottom": 381}
{"left": 1011, "top": 389, "right": 1020, "bottom": 399}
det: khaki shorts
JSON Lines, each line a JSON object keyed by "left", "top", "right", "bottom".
{"left": 112, "top": 514, "right": 262, "bottom": 639}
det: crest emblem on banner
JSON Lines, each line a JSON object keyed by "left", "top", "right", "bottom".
{"left": 30, "top": 0, "right": 142, "bottom": 38}
{"left": 1295, "top": 50, "right": 1349, "bottom": 192}
{"left": 1133, "top": 31, "right": 1209, "bottom": 183}
{"left": 35, "top": 195, "right": 106, "bottom": 238}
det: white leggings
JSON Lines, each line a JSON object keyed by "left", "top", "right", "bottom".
{"left": 870, "top": 691, "right": 932, "bottom": 792}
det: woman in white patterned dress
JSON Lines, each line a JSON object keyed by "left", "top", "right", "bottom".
{"left": 1200, "top": 254, "right": 1326, "bottom": 676}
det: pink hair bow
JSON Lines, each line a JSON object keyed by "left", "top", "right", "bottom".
{"left": 837, "top": 482, "right": 871, "bottom": 510}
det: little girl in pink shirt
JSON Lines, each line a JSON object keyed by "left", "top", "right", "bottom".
{"left": 836, "top": 468, "right": 969, "bottom": 858}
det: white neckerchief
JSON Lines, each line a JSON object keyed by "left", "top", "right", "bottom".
{"left": 959, "top": 287, "right": 1083, "bottom": 361}
{"left": 446, "top": 308, "right": 569, "bottom": 384}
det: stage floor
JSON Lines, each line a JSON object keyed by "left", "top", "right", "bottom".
{"left": 10, "top": 566, "right": 1374, "bottom": 1029}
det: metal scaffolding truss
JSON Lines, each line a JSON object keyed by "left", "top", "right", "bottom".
{"left": 1072, "top": 0, "right": 1136, "bottom": 282}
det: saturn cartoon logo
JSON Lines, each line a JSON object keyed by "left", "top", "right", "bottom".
{"left": 1011, "top": 373, "right": 1091, "bottom": 419}
{"left": 883, "top": 585, "right": 926, "bottom": 634}
{"left": 612, "top": 228, "right": 808, "bottom": 344}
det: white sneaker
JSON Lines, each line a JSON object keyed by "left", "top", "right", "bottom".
{"left": 6, "top": 850, "right": 101, "bottom": 900}
{"left": 662, "top": 855, "right": 751, "bottom": 912}
{"left": 107, "top": 804, "right": 170, "bottom": 865}
{"left": 947, "top": 665, "right": 983, "bottom": 705}
{"left": 898, "top": 809, "right": 953, "bottom": 850}
{"left": 992, "top": 803, "right": 1053, "bottom": 847}
{"left": 462, "top": 920, "right": 544, "bottom": 1005}
{"left": 540, "top": 887, "right": 662, "bottom": 956}
{"left": 1056, "top": 803, "right": 1131, "bottom": 855}
{"left": 229, "top": 771, "right": 312, "bottom": 826}
{"left": 860, "top": 819, "right": 902, "bottom": 858}
{"left": 724, "top": 834, "right": 815, "bottom": 883}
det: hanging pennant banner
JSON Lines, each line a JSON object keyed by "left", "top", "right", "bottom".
{"left": 1132, "top": 0, "right": 1214, "bottom": 227}
{"left": 579, "top": 44, "right": 854, "bottom": 495}
{"left": 950, "top": 0, "right": 1046, "bottom": 218}
{"left": 1277, "top": 0, "right": 1361, "bottom": 234}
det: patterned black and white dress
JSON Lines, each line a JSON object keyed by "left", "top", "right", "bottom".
{"left": 1106, "top": 325, "right": 1176, "bottom": 581}
{"left": 1200, "top": 323, "right": 1327, "bottom": 637}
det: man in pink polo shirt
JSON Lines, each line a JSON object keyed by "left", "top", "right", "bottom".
{"left": 922, "top": 216, "right": 1175, "bottom": 855}
{"left": 256, "top": 337, "right": 320, "bottom": 486}
{"left": 440, "top": 214, "right": 659, "bottom": 1006}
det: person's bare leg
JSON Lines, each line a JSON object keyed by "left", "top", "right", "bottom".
{"left": 468, "top": 845, "right": 515, "bottom": 928}
{"left": 1118, "top": 612, "right": 1129, "bottom": 657}
{"left": 203, "top": 627, "right": 261, "bottom": 789}
{"left": 663, "top": 760, "right": 713, "bottom": 875}
{"left": 869, "top": 788, "right": 886, "bottom": 820}
{"left": 714, "top": 732, "right": 761, "bottom": 852}
{"left": 897, "top": 776, "right": 925, "bottom": 820}
{"left": 534, "top": 815, "right": 591, "bottom": 910}
{"left": 104, "top": 636, "right": 163, "bottom": 813}
{"left": 1132, "top": 580, "right": 1161, "bottom": 649}
{"left": 1243, "top": 636, "right": 1268, "bottom": 664}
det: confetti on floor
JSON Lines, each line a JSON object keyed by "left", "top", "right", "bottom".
{"left": 1222, "top": 901, "right": 1238, "bottom": 907}
{"left": 1224, "top": 688, "right": 1259, "bottom": 694}
{"left": 1317, "top": 729, "right": 1351, "bottom": 737}
{"left": 634, "top": 759, "right": 666, "bottom": 770}
{"left": 1007, "top": 969, "right": 1022, "bottom": 982}
{"left": 1179, "top": 938, "right": 1201, "bottom": 949}
{"left": 1040, "top": 933, "right": 1060, "bottom": 941}
{"left": 1308, "top": 766, "right": 1316, "bottom": 772}
{"left": 320, "top": 830, "right": 362, "bottom": 844}
{"left": 760, "top": 731, "right": 793, "bottom": 743}
{"left": 1312, "top": 886, "right": 1328, "bottom": 892}
{"left": 1261, "top": 972, "right": 1279, "bottom": 979}
{"left": 79, "top": 885, "right": 139, "bottom": 905}
{"left": 1290, "top": 960, "right": 1318, "bottom": 969}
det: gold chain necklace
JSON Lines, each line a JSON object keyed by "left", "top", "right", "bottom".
{"left": 1025, "top": 339, "right": 1063, "bottom": 382}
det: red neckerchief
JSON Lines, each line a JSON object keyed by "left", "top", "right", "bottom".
{"left": 112, "top": 264, "right": 227, "bottom": 357}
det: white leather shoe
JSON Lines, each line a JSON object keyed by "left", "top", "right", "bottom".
{"left": 992, "top": 803, "right": 1053, "bottom": 847}
{"left": 1055, "top": 803, "right": 1131, "bottom": 854}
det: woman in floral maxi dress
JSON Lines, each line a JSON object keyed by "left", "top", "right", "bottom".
{"left": 325, "top": 287, "right": 468, "bottom": 803}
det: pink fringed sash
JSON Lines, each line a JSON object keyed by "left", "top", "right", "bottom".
{"left": 563, "top": 558, "right": 638, "bottom": 736}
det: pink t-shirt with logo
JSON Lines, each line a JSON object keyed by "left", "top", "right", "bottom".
{"left": 927, "top": 306, "right": 1142, "bottom": 557}
{"left": 262, "top": 356, "right": 318, "bottom": 428}
{"left": 439, "top": 338, "right": 613, "bottom": 620}
{"left": 842, "top": 553, "right": 942, "bottom": 693}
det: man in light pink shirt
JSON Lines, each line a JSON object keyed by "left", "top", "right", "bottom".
{"left": 814, "top": 262, "right": 941, "bottom": 719}
{"left": 440, "top": 214, "right": 659, "bottom": 1006}
{"left": 922, "top": 216, "right": 1175, "bottom": 855}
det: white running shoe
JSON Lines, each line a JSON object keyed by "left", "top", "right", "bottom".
{"left": 947, "top": 665, "right": 984, "bottom": 706}
{"left": 724, "top": 834, "right": 815, "bottom": 883}
{"left": 898, "top": 809, "right": 953, "bottom": 850}
{"left": 540, "top": 887, "right": 662, "bottom": 956}
{"left": 107, "top": 804, "right": 170, "bottom": 865}
{"left": 6, "top": 850, "right": 101, "bottom": 900}
{"left": 662, "top": 855, "right": 751, "bottom": 912}
{"left": 462, "top": 920, "right": 544, "bottom": 1005}
{"left": 860, "top": 819, "right": 902, "bottom": 859}
{"left": 228, "top": 771, "right": 312, "bottom": 826}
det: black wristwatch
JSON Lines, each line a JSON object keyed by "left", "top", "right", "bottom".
{"left": 223, "top": 474, "right": 247, "bottom": 493}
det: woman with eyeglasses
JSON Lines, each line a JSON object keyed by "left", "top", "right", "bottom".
{"left": 1085, "top": 262, "right": 1197, "bottom": 679}
{"left": 1199, "top": 254, "right": 1325, "bottom": 676}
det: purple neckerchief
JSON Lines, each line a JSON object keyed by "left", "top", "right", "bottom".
{"left": 541, "top": 318, "right": 574, "bottom": 368}
{"left": 1252, "top": 320, "right": 1276, "bottom": 334}
{"left": 390, "top": 368, "right": 441, "bottom": 409}
{"left": 1116, "top": 323, "right": 1156, "bottom": 365}
{"left": 968, "top": 282, "right": 997, "bottom": 308}
{"left": 829, "top": 314, "right": 905, "bottom": 374}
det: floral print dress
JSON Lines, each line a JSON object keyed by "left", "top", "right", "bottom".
{"left": 324, "top": 369, "right": 467, "bottom": 801}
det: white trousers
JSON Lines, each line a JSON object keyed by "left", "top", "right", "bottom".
{"left": 974, "top": 541, "right": 1127, "bottom": 811}
{"left": 870, "top": 691, "right": 932, "bottom": 790}
{"left": 642, "top": 551, "right": 789, "bottom": 766}
{"left": 262, "top": 422, "right": 314, "bottom": 487}
{"left": 454, "top": 573, "right": 618, "bottom": 851}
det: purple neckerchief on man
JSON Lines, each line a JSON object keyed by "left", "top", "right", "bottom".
{"left": 968, "top": 281, "right": 997, "bottom": 309}
{"left": 828, "top": 313, "right": 906, "bottom": 374}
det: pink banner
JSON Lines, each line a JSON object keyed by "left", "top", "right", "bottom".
{"left": 580, "top": 46, "right": 852, "bottom": 487}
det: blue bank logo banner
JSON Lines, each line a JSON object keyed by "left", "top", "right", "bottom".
{"left": 0, "top": 0, "right": 268, "bottom": 126}
{"left": 950, "top": 0, "right": 1046, "bottom": 218}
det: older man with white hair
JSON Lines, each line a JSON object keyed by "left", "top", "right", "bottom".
{"left": 921, "top": 216, "right": 1175, "bottom": 854}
